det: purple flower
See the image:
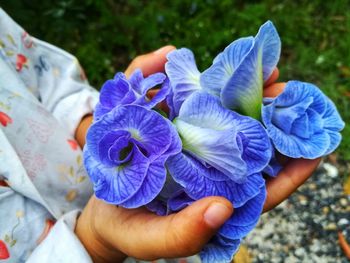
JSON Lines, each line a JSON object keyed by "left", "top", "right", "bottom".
{"left": 165, "top": 21, "right": 281, "bottom": 119}
{"left": 262, "top": 81, "right": 345, "bottom": 158}
{"left": 94, "top": 69, "right": 170, "bottom": 120}
{"left": 83, "top": 104, "right": 181, "bottom": 208}
{"left": 171, "top": 92, "right": 271, "bottom": 183}
{"left": 166, "top": 92, "right": 269, "bottom": 261}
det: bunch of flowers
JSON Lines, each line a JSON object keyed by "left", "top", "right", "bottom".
{"left": 83, "top": 21, "right": 344, "bottom": 262}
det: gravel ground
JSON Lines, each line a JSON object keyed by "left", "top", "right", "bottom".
{"left": 244, "top": 162, "right": 350, "bottom": 263}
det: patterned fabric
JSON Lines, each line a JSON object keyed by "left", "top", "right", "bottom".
{"left": 0, "top": 8, "right": 201, "bottom": 263}
{"left": 0, "top": 7, "right": 96, "bottom": 262}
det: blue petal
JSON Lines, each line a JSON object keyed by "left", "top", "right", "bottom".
{"left": 263, "top": 149, "right": 282, "bottom": 177}
{"left": 99, "top": 130, "right": 131, "bottom": 165}
{"left": 200, "top": 235, "right": 241, "bottom": 263}
{"left": 234, "top": 114, "right": 272, "bottom": 174}
{"left": 143, "top": 78, "right": 171, "bottom": 109}
{"left": 255, "top": 21, "right": 281, "bottom": 81}
{"left": 221, "top": 38, "right": 263, "bottom": 119}
{"left": 99, "top": 73, "right": 130, "bottom": 108}
{"left": 322, "top": 98, "right": 345, "bottom": 132}
{"left": 168, "top": 190, "right": 195, "bottom": 212}
{"left": 265, "top": 121, "right": 330, "bottom": 158}
{"left": 94, "top": 74, "right": 136, "bottom": 120}
{"left": 262, "top": 81, "right": 338, "bottom": 158}
{"left": 219, "top": 186, "right": 266, "bottom": 239}
{"left": 324, "top": 131, "right": 342, "bottom": 155}
{"left": 200, "top": 37, "right": 254, "bottom": 97}
{"left": 139, "top": 72, "right": 166, "bottom": 94}
{"left": 128, "top": 69, "right": 144, "bottom": 94}
{"left": 272, "top": 98, "right": 313, "bottom": 134}
{"left": 146, "top": 199, "right": 167, "bottom": 216}
{"left": 165, "top": 48, "right": 202, "bottom": 115}
{"left": 91, "top": 105, "right": 173, "bottom": 159}
{"left": 167, "top": 153, "right": 264, "bottom": 208}
{"left": 175, "top": 119, "right": 247, "bottom": 182}
{"left": 178, "top": 92, "right": 237, "bottom": 130}
{"left": 176, "top": 92, "right": 248, "bottom": 181}
{"left": 120, "top": 156, "right": 167, "bottom": 208}
{"left": 83, "top": 146, "right": 149, "bottom": 205}
{"left": 272, "top": 81, "right": 326, "bottom": 112}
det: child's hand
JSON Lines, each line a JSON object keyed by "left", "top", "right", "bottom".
{"left": 75, "top": 46, "right": 320, "bottom": 262}
{"left": 75, "top": 46, "right": 234, "bottom": 263}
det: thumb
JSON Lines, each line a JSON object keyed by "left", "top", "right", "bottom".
{"left": 112, "top": 196, "right": 233, "bottom": 260}
{"left": 124, "top": 45, "right": 176, "bottom": 77}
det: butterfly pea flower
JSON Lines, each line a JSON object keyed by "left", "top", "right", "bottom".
{"left": 83, "top": 104, "right": 181, "bottom": 208}
{"left": 166, "top": 154, "right": 267, "bottom": 262}
{"left": 165, "top": 21, "right": 281, "bottom": 119}
{"left": 170, "top": 91, "right": 271, "bottom": 183}
{"left": 262, "top": 81, "right": 345, "bottom": 159}
{"left": 94, "top": 69, "right": 170, "bottom": 120}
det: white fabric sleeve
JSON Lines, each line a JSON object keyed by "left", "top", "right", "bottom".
{"left": 26, "top": 210, "right": 92, "bottom": 263}
{"left": 0, "top": 8, "right": 99, "bottom": 136}
{"left": 0, "top": 186, "right": 92, "bottom": 262}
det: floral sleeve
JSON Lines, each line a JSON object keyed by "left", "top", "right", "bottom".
{"left": 0, "top": 8, "right": 99, "bottom": 136}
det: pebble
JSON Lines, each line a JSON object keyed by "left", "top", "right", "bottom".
{"left": 244, "top": 162, "right": 350, "bottom": 262}
{"left": 338, "top": 218, "right": 349, "bottom": 226}
{"left": 323, "top": 163, "right": 338, "bottom": 178}
{"left": 340, "top": 198, "right": 348, "bottom": 207}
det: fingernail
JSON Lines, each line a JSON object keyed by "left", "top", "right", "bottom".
{"left": 204, "top": 203, "right": 232, "bottom": 228}
{"left": 153, "top": 46, "right": 173, "bottom": 54}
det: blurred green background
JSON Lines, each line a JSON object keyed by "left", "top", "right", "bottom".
{"left": 1, "top": 0, "right": 349, "bottom": 164}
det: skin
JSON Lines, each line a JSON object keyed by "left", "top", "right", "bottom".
{"left": 74, "top": 45, "right": 321, "bottom": 262}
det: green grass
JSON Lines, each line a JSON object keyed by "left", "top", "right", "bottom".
{"left": 1, "top": 0, "right": 349, "bottom": 163}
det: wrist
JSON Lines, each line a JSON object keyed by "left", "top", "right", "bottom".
{"left": 75, "top": 198, "right": 127, "bottom": 263}
{"left": 75, "top": 114, "right": 93, "bottom": 148}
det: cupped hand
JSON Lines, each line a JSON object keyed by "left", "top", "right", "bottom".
{"left": 76, "top": 46, "right": 233, "bottom": 263}
{"left": 76, "top": 46, "right": 320, "bottom": 262}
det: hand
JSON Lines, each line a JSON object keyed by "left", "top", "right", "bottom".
{"left": 75, "top": 47, "right": 320, "bottom": 262}
{"left": 75, "top": 46, "right": 233, "bottom": 263}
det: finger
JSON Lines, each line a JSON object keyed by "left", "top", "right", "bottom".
{"left": 125, "top": 45, "right": 176, "bottom": 78}
{"left": 264, "top": 68, "right": 279, "bottom": 88}
{"left": 263, "top": 157, "right": 321, "bottom": 212}
{"left": 101, "top": 196, "right": 233, "bottom": 260}
{"left": 263, "top": 82, "right": 286, "bottom": 98}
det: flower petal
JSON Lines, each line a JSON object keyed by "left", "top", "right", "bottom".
{"left": 322, "top": 98, "right": 345, "bottom": 132}
{"left": 200, "top": 235, "right": 240, "bottom": 263}
{"left": 200, "top": 37, "right": 254, "bottom": 97}
{"left": 120, "top": 156, "right": 167, "bottom": 208}
{"left": 168, "top": 190, "right": 195, "bottom": 212}
{"left": 265, "top": 120, "right": 330, "bottom": 158}
{"left": 83, "top": 146, "right": 149, "bottom": 205}
{"left": 167, "top": 153, "right": 264, "bottom": 208}
{"left": 219, "top": 186, "right": 266, "bottom": 239}
{"left": 89, "top": 105, "right": 174, "bottom": 160}
{"left": 146, "top": 199, "right": 167, "bottom": 216}
{"left": 220, "top": 38, "right": 263, "bottom": 119}
{"left": 128, "top": 69, "right": 144, "bottom": 94}
{"left": 255, "top": 21, "right": 281, "bottom": 81}
{"left": 176, "top": 92, "right": 248, "bottom": 181}
{"left": 178, "top": 92, "right": 237, "bottom": 130}
{"left": 175, "top": 119, "right": 247, "bottom": 181}
{"left": 99, "top": 130, "right": 131, "bottom": 165}
{"left": 263, "top": 149, "right": 282, "bottom": 177}
{"left": 262, "top": 81, "right": 339, "bottom": 158}
{"left": 234, "top": 113, "right": 272, "bottom": 174}
{"left": 165, "top": 48, "right": 202, "bottom": 115}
